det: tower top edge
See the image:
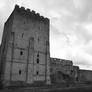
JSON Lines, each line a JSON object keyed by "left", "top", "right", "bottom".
{"left": 14, "top": 4, "right": 49, "bottom": 23}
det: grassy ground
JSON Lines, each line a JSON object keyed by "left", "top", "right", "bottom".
{"left": 0, "top": 82, "right": 92, "bottom": 92}
{"left": 0, "top": 85, "right": 92, "bottom": 92}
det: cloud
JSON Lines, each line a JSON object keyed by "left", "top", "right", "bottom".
{"left": 48, "top": 0, "right": 92, "bottom": 70}
{"left": 1, "top": 0, "right": 92, "bottom": 70}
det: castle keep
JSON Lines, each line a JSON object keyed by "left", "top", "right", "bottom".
{"left": 0, "top": 5, "right": 50, "bottom": 86}
{"left": 1, "top": 5, "right": 92, "bottom": 88}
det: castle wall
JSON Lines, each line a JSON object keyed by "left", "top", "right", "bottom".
{"left": 50, "top": 58, "right": 73, "bottom": 75}
{"left": 50, "top": 58, "right": 73, "bottom": 83}
{"left": 72, "top": 66, "right": 79, "bottom": 81}
{"left": 0, "top": 12, "right": 14, "bottom": 83}
{"left": 79, "top": 70, "right": 92, "bottom": 82}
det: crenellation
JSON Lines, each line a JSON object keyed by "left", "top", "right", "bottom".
{"left": 40, "top": 16, "right": 44, "bottom": 20}
{"left": 50, "top": 58, "right": 73, "bottom": 66}
{"left": 14, "top": 4, "right": 49, "bottom": 24}
{"left": 45, "top": 18, "right": 49, "bottom": 23}
{"left": 20, "top": 6, "right": 25, "bottom": 11}
{"left": 36, "top": 13, "right": 40, "bottom": 17}
{"left": 26, "top": 8, "right": 31, "bottom": 13}
{"left": 15, "top": 4, "right": 19, "bottom": 9}
{"left": 31, "top": 10, "right": 36, "bottom": 14}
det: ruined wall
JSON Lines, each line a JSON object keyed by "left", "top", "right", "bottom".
{"left": 50, "top": 58, "right": 73, "bottom": 83}
{"left": 1, "top": 5, "right": 50, "bottom": 85}
{"left": 79, "top": 70, "right": 92, "bottom": 82}
{"left": 50, "top": 58, "right": 73, "bottom": 75}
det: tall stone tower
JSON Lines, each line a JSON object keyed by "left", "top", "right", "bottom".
{"left": 0, "top": 5, "right": 50, "bottom": 86}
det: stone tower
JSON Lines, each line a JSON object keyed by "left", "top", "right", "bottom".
{"left": 0, "top": 5, "right": 50, "bottom": 86}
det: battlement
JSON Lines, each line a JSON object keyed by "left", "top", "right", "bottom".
{"left": 14, "top": 5, "right": 49, "bottom": 23}
{"left": 50, "top": 58, "right": 73, "bottom": 65}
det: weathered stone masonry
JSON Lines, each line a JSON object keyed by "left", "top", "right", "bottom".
{"left": 0, "top": 5, "right": 51, "bottom": 86}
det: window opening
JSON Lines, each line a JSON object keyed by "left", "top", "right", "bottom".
{"left": 36, "top": 71, "right": 39, "bottom": 75}
{"left": 19, "top": 70, "right": 21, "bottom": 75}
{"left": 20, "top": 51, "right": 23, "bottom": 55}
{"left": 37, "top": 53, "right": 39, "bottom": 57}
{"left": 37, "top": 58, "right": 39, "bottom": 63}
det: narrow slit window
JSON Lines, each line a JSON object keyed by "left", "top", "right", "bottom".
{"left": 20, "top": 51, "right": 23, "bottom": 55}
{"left": 37, "top": 53, "right": 39, "bottom": 57}
{"left": 37, "top": 58, "right": 39, "bottom": 63}
{"left": 36, "top": 71, "right": 39, "bottom": 75}
{"left": 19, "top": 70, "right": 21, "bottom": 75}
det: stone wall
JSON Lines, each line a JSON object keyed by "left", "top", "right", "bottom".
{"left": 72, "top": 66, "right": 79, "bottom": 82}
{"left": 79, "top": 70, "right": 92, "bottom": 82}
{"left": 50, "top": 58, "right": 74, "bottom": 83}
{"left": 0, "top": 5, "right": 51, "bottom": 86}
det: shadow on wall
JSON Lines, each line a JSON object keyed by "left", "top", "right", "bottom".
{"left": 50, "top": 71, "right": 74, "bottom": 84}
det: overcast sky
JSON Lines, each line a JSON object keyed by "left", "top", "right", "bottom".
{"left": 1, "top": 0, "right": 92, "bottom": 70}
